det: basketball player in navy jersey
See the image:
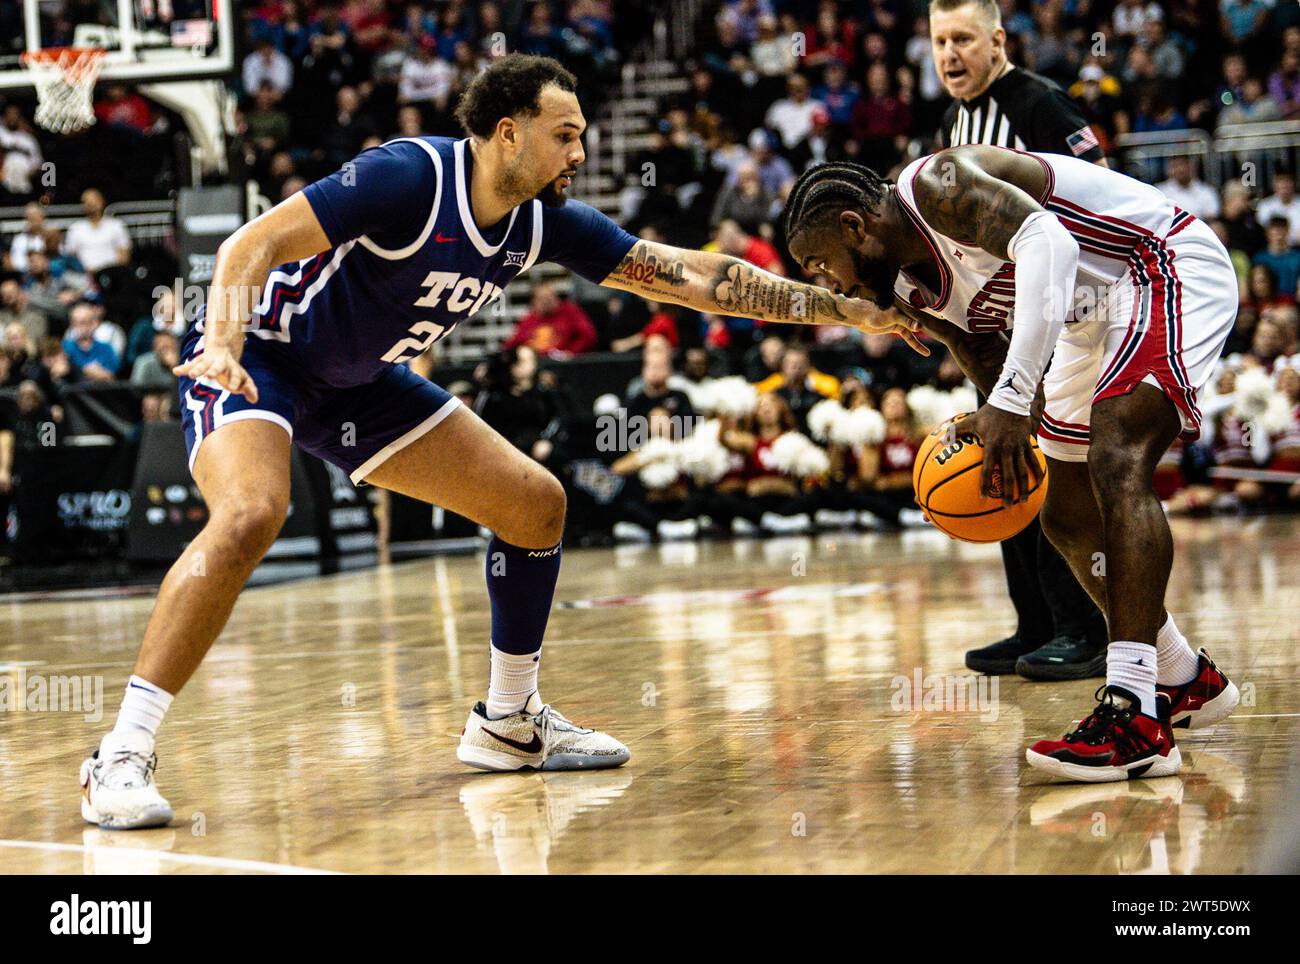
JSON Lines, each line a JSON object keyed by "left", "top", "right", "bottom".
{"left": 79, "top": 55, "right": 918, "bottom": 828}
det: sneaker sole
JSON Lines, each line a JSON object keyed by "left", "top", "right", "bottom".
{"left": 1173, "top": 680, "right": 1241, "bottom": 730}
{"left": 1015, "top": 650, "right": 1107, "bottom": 681}
{"left": 457, "top": 744, "right": 631, "bottom": 772}
{"left": 81, "top": 797, "right": 174, "bottom": 830}
{"left": 964, "top": 655, "right": 1025, "bottom": 675}
{"left": 1025, "top": 744, "right": 1182, "bottom": 784}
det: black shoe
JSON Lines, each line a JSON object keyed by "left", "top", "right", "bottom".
{"left": 965, "top": 634, "right": 1042, "bottom": 675}
{"left": 1016, "top": 634, "right": 1107, "bottom": 681}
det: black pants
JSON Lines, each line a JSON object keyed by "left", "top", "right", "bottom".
{"left": 1001, "top": 516, "right": 1107, "bottom": 647}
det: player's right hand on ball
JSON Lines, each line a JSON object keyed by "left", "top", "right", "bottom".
{"left": 173, "top": 346, "right": 259, "bottom": 403}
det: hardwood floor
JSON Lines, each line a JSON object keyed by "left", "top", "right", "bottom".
{"left": 2, "top": 515, "right": 1296, "bottom": 873}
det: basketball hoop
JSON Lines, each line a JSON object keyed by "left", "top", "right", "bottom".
{"left": 21, "top": 48, "right": 107, "bottom": 134}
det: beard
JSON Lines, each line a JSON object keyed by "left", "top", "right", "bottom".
{"left": 497, "top": 155, "right": 571, "bottom": 209}
{"left": 536, "top": 176, "right": 569, "bottom": 208}
{"left": 850, "top": 246, "right": 898, "bottom": 309}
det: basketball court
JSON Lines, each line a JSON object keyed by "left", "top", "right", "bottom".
{"left": 2, "top": 515, "right": 1295, "bottom": 874}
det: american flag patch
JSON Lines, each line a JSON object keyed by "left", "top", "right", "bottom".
{"left": 1066, "top": 125, "right": 1100, "bottom": 157}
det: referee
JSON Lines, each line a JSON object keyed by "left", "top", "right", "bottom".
{"left": 929, "top": 0, "right": 1109, "bottom": 681}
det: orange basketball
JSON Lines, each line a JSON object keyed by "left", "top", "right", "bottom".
{"left": 912, "top": 413, "right": 1048, "bottom": 543}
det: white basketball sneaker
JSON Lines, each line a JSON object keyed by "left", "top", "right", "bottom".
{"left": 457, "top": 692, "right": 630, "bottom": 772}
{"left": 80, "top": 731, "right": 174, "bottom": 830}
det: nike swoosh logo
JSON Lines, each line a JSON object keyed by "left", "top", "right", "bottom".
{"left": 128, "top": 681, "right": 158, "bottom": 693}
{"left": 482, "top": 727, "right": 542, "bottom": 754}
{"left": 435, "top": 232, "right": 460, "bottom": 243}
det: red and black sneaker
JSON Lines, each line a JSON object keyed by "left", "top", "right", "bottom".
{"left": 1157, "top": 648, "right": 1240, "bottom": 730}
{"left": 1026, "top": 686, "right": 1181, "bottom": 783}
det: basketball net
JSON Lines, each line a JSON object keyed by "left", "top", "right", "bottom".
{"left": 21, "top": 48, "right": 107, "bottom": 134}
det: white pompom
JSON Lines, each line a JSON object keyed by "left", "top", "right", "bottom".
{"left": 807, "top": 398, "right": 846, "bottom": 443}
{"left": 637, "top": 436, "right": 677, "bottom": 465}
{"left": 1233, "top": 367, "right": 1276, "bottom": 420}
{"left": 1261, "top": 394, "right": 1295, "bottom": 436}
{"left": 906, "top": 385, "right": 942, "bottom": 429}
{"left": 793, "top": 443, "right": 830, "bottom": 478}
{"left": 639, "top": 458, "right": 680, "bottom": 490}
{"left": 675, "top": 419, "right": 732, "bottom": 484}
{"left": 769, "top": 431, "right": 829, "bottom": 477}
{"left": 833, "top": 406, "right": 885, "bottom": 446}
{"left": 702, "top": 376, "right": 758, "bottom": 418}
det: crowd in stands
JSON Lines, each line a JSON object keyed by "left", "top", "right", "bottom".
{"left": 8, "top": 0, "right": 1300, "bottom": 557}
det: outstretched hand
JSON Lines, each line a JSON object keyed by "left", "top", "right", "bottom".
{"left": 841, "top": 301, "right": 930, "bottom": 356}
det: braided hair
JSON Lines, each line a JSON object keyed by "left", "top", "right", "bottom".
{"left": 781, "top": 161, "right": 890, "bottom": 246}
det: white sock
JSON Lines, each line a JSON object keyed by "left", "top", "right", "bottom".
{"left": 1106, "top": 642, "right": 1158, "bottom": 717}
{"left": 486, "top": 645, "right": 541, "bottom": 719}
{"left": 1155, "top": 614, "right": 1200, "bottom": 686}
{"left": 105, "top": 675, "right": 174, "bottom": 752}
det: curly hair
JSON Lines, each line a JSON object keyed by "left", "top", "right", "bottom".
{"left": 781, "top": 161, "right": 890, "bottom": 244}
{"left": 454, "top": 54, "right": 578, "bottom": 139}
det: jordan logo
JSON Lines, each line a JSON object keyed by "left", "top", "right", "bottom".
{"left": 998, "top": 372, "right": 1019, "bottom": 395}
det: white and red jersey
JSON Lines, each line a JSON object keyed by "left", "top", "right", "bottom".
{"left": 892, "top": 149, "right": 1197, "bottom": 334}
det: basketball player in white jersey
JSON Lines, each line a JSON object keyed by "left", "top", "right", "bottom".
{"left": 784, "top": 150, "right": 1242, "bottom": 782}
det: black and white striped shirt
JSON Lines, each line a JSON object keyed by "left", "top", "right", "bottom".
{"left": 940, "top": 66, "right": 1104, "bottom": 162}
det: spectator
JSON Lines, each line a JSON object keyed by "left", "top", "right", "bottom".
{"left": 756, "top": 343, "right": 839, "bottom": 430}
{"left": 0, "top": 279, "right": 49, "bottom": 344}
{"left": 473, "top": 345, "right": 558, "bottom": 460}
{"left": 733, "top": 128, "right": 795, "bottom": 198}
{"left": 624, "top": 352, "right": 695, "bottom": 422}
{"left": 243, "top": 35, "right": 294, "bottom": 100}
{"left": 715, "top": 219, "right": 784, "bottom": 275}
{"left": 752, "top": 14, "right": 796, "bottom": 77}
{"left": 744, "top": 332, "right": 787, "bottom": 382}
{"left": 1113, "top": 0, "right": 1165, "bottom": 41}
{"left": 1248, "top": 263, "right": 1292, "bottom": 313}
{"left": 1216, "top": 76, "right": 1281, "bottom": 128}
{"left": 789, "top": 105, "right": 850, "bottom": 172}
{"left": 244, "top": 82, "right": 292, "bottom": 156}
{"left": 4, "top": 202, "right": 48, "bottom": 274}
{"left": 1156, "top": 156, "right": 1220, "bottom": 220}
{"left": 130, "top": 331, "right": 181, "bottom": 393}
{"left": 611, "top": 303, "right": 685, "bottom": 353}
{"left": 399, "top": 36, "right": 456, "bottom": 108}
{"left": 1254, "top": 217, "right": 1300, "bottom": 296}
{"left": 64, "top": 189, "right": 131, "bottom": 274}
{"left": 1257, "top": 172, "right": 1300, "bottom": 246}
{"left": 0, "top": 104, "right": 42, "bottom": 198}
{"left": 1251, "top": 316, "right": 1288, "bottom": 369}
{"left": 1221, "top": 182, "right": 1266, "bottom": 255}
{"left": 850, "top": 61, "right": 912, "bottom": 172}
{"left": 1220, "top": 0, "right": 1270, "bottom": 49}
{"left": 2, "top": 322, "right": 34, "bottom": 388}
{"left": 93, "top": 84, "right": 155, "bottom": 134}
{"left": 1141, "top": 18, "right": 1184, "bottom": 81}
{"left": 710, "top": 161, "right": 777, "bottom": 231}
{"left": 504, "top": 283, "right": 598, "bottom": 357}
{"left": 1270, "top": 48, "right": 1300, "bottom": 119}
{"left": 765, "top": 74, "right": 825, "bottom": 150}
{"left": 812, "top": 61, "right": 862, "bottom": 129}
{"left": 61, "top": 302, "right": 119, "bottom": 382}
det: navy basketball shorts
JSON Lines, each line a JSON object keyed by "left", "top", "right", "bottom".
{"left": 177, "top": 331, "right": 461, "bottom": 484}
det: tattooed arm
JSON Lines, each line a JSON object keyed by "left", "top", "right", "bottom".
{"left": 601, "top": 240, "right": 928, "bottom": 352}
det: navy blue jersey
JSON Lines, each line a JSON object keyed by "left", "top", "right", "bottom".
{"left": 197, "top": 136, "right": 637, "bottom": 387}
